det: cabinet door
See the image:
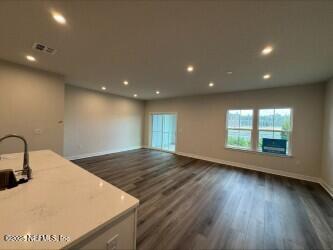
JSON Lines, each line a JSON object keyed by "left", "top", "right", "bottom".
{"left": 70, "top": 209, "right": 136, "bottom": 250}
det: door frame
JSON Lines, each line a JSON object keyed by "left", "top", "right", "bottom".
{"left": 148, "top": 112, "right": 178, "bottom": 153}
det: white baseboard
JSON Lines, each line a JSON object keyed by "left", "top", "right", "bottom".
{"left": 176, "top": 151, "right": 320, "bottom": 183}
{"left": 142, "top": 147, "right": 318, "bottom": 183}
{"left": 65, "top": 146, "right": 142, "bottom": 160}
{"left": 175, "top": 151, "right": 333, "bottom": 198}
{"left": 139, "top": 148, "right": 333, "bottom": 198}
{"left": 66, "top": 146, "right": 333, "bottom": 198}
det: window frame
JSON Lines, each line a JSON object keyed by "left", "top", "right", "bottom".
{"left": 257, "top": 107, "right": 293, "bottom": 156}
{"left": 225, "top": 109, "right": 254, "bottom": 151}
{"left": 149, "top": 112, "right": 178, "bottom": 153}
{"left": 225, "top": 107, "right": 294, "bottom": 157}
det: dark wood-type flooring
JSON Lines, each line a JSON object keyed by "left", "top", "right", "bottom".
{"left": 74, "top": 148, "right": 333, "bottom": 250}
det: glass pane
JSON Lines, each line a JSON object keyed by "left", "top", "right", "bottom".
{"left": 170, "top": 133, "right": 176, "bottom": 151}
{"left": 162, "top": 114, "right": 177, "bottom": 152}
{"left": 274, "top": 108, "right": 291, "bottom": 131}
{"left": 258, "top": 130, "right": 274, "bottom": 149}
{"left": 227, "top": 129, "right": 251, "bottom": 149}
{"left": 239, "top": 130, "right": 252, "bottom": 148}
{"left": 227, "top": 129, "right": 239, "bottom": 147}
{"left": 162, "top": 132, "right": 170, "bottom": 150}
{"left": 152, "top": 114, "right": 177, "bottom": 151}
{"left": 274, "top": 131, "right": 290, "bottom": 153}
{"left": 227, "top": 110, "right": 240, "bottom": 128}
{"left": 152, "top": 131, "right": 162, "bottom": 148}
{"left": 240, "top": 110, "right": 253, "bottom": 129}
{"left": 273, "top": 131, "right": 283, "bottom": 139}
{"left": 152, "top": 115, "right": 162, "bottom": 132}
{"left": 259, "top": 109, "right": 274, "bottom": 130}
{"left": 168, "top": 115, "right": 177, "bottom": 152}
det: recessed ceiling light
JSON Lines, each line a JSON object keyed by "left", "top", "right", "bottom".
{"left": 263, "top": 74, "right": 271, "bottom": 79}
{"left": 123, "top": 81, "right": 129, "bottom": 86}
{"left": 133, "top": 94, "right": 138, "bottom": 98}
{"left": 156, "top": 91, "right": 160, "bottom": 95}
{"left": 226, "top": 71, "right": 233, "bottom": 75}
{"left": 209, "top": 82, "right": 214, "bottom": 87}
{"left": 26, "top": 55, "right": 36, "bottom": 62}
{"left": 52, "top": 12, "right": 66, "bottom": 25}
{"left": 101, "top": 86, "right": 106, "bottom": 90}
{"left": 261, "top": 46, "right": 274, "bottom": 55}
{"left": 187, "top": 65, "right": 194, "bottom": 72}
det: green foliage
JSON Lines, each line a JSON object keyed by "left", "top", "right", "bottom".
{"left": 281, "top": 120, "right": 290, "bottom": 140}
{"left": 228, "top": 118, "right": 291, "bottom": 150}
{"left": 227, "top": 136, "right": 250, "bottom": 148}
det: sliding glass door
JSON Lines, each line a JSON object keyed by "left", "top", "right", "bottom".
{"left": 151, "top": 113, "right": 177, "bottom": 152}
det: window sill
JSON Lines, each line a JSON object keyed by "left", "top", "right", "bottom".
{"left": 225, "top": 146, "right": 293, "bottom": 158}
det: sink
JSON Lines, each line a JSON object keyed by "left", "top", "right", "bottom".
{"left": 0, "top": 169, "right": 18, "bottom": 190}
{"left": 0, "top": 169, "right": 29, "bottom": 190}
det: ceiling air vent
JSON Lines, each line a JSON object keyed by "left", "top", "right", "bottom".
{"left": 32, "top": 43, "right": 57, "bottom": 55}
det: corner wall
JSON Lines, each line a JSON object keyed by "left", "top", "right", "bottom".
{"left": 64, "top": 85, "right": 144, "bottom": 159}
{"left": 0, "top": 60, "right": 64, "bottom": 155}
{"left": 321, "top": 79, "right": 333, "bottom": 193}
{"left": 144, "top": 83, "right": 325, "bottom": 179}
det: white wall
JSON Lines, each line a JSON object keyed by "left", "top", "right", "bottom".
{"left": 64, "top": 85, "right": 144, "bottom": 159}
{"left": 322, "top": 79, "right": 333, "bottom": 190}
{"left": 0, "top": 60, "right": 64, "bottom": 155}
{"left": 0, "top": 59, "right": 329, "bottom": 186}
{"left": 144, "top": 83, "right": 325, "bottom": 178}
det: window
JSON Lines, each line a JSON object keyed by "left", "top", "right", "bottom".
{"left": 258, "top": 108, "right": 292, "bottom": 154}
{"left": 226, "top": 109, "right": 253, "bottom": 150}
{"left": 225, "top": 108, "right": 293, "bottom": 156}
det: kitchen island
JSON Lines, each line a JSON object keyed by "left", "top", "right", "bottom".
{"left": 0, "top": 150, "right": 139, "bottom": 250}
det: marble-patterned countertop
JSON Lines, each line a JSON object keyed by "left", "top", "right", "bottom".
{"left": 0, "top": 150, "right": 139, "bottom": 249}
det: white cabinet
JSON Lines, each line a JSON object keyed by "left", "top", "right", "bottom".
{"left": 67, "top": 208, "right": 137, "bottom": 250}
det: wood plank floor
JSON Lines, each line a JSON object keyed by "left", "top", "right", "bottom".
{"left": 73, "top": 148, "right": 333, "bottom": 250}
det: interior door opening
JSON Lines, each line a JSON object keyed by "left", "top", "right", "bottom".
{"left": 151, "top": 113, "right": 177, "bottom": 152}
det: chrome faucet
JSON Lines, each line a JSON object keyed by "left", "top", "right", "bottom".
{"left": 0, "top": 134, "right": 32, "bottom": 180}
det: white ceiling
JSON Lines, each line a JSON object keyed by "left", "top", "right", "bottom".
{"left": 0, "top": 1, "right": 332, "bottom": 100}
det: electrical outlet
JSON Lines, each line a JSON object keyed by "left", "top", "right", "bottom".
{"left": 106, "top": 234, "right": 119, "bottom": 250}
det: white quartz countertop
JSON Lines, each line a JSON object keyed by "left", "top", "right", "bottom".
{"left": 0, "top": 150, "right": 139, "bottom": 249}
